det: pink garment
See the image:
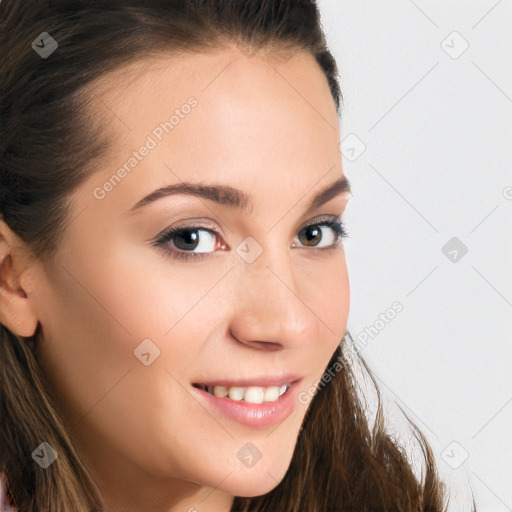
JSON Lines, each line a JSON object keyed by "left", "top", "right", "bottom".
{"left": 0, "top": 473, "right": 17, "bottom": 512}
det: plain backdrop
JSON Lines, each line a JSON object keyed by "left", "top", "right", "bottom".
{"left": 317, "top": 1, "right": 512, "bottom": 511}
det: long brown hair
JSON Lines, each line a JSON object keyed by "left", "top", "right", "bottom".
{"left": 0, "top": 1, "right": 474, "bottom": 510}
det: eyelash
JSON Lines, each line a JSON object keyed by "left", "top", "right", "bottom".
{"left": 150, "top": 216, "right": 349, "bottom": 262}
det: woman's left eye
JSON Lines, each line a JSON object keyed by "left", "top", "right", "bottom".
{"left": 150, "top": 217, "right": 348, "bottom": 261}
{"left": 295, "top": 219, "right": 347, "bottom": 249}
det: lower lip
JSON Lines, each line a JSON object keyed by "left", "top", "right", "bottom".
{"left": 192, "top": 381, "right": 300, "bottom": 429}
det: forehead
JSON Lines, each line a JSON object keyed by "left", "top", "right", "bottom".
{"left": 79, "top": 47, "right": 342, "bottom": 215}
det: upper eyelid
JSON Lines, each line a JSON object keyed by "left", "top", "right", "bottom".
{"left": 151, "top": 214, "right": 345, "bottom": 251}
{"left": 156, "top": 214, "right": 343, "bottom": 239}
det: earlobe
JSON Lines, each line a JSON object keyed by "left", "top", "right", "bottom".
{"left": 0, "top": 281, "right": 39, "bottom": 338}
{"left": 0, "top": 223, "right": 39, "bottom": 338}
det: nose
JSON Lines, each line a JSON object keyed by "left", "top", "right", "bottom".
{"left": 227, "top": 241, "right": 319, "bottom": 352}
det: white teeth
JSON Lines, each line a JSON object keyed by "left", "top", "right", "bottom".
{"left": 264, "top": 386, "right": 280, "bottom": 402}
{"left": 213, "top": 385, "right": 228, "bottom": 398}
{"left": 244, "top": 387, "right": 264, "bottom": 404}
{"left": 228, "top": 386, "right": 244, "bottom": 401}
{"left": 202, "top": 384, "right": 289, "bottom": 402}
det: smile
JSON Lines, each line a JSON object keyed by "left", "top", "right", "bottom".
{"left": 191, "top": 377, "right": 302, "bottom": 428}
{"left": 192, "top": 383, "right": 289, "bottom": 403}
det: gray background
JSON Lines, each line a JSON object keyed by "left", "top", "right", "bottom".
{"left": 318, "top": 1, "right": 512, "bottom": 511}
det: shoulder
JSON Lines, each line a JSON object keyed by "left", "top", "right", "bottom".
{"left": 0, "top": 472, "right": 17, "bottom": 512}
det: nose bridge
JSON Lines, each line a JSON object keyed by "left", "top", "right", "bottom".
{"left": 228, "top": 236, "right": 316, "bottom": 345}
{"left": 238, "top": 233, "right": 296, "bottom": 299}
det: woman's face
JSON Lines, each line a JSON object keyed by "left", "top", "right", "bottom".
{"left": 28, "top": 47, "right": 351, "bottom": 511}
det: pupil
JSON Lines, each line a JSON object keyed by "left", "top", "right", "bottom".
{"left": 300, "top": 225, "right": 321, "bottom": 246}
{"left": 175, "top": 229, "right": 199, "bottom": 250}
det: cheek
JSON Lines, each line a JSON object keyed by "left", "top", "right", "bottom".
{"left": 33, "top": 269, "right": 139, "bottom": 424}
{"left": 33, "top": 256, "right": 232, "bottom": 476}
{"left": 320, "top": 259, "right": 350, "bottom": 331}
{"left": 33, "top": 243, "right": 350, "bottom": 487}
{"left": 35, "top": 253, "right": 220, "bottom": 413}
{"left": 298, "top": 252, "right": 350, "bottom": 341}
{"left": 299, "top": 254, "right": 350, "bottom": 385}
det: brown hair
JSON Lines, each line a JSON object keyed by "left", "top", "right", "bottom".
{"left": 0, "top": 1, "right": 475, "bottom": 510}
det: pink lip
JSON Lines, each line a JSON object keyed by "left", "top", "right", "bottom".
{"left": 192, "top": 374, "right": 302, "bottom": 388}
{"left": 191, "top": 378, "right": 302, "bottom": 429}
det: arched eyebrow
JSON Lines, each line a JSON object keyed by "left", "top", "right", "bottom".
{"left": 128, "top": 176, "right": 351, "bottom": 216}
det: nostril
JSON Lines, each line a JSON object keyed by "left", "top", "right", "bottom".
{"left": 248, "top": 341, "right": 282, "bottom": 351}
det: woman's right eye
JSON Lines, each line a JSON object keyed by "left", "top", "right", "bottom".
{"left": 151, "top": 225, "right": 224, "bottom": 261}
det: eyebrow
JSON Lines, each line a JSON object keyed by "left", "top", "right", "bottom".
{"left": 128, "top": 175, "right": 351, "bottom": 216}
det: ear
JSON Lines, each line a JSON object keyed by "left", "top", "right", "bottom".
{"left": 0, "top": 219, "right": 39, "bottom": 338}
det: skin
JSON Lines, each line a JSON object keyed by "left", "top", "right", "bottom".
{"left": 0, "top": 45, "right": 351, "bottom": 512}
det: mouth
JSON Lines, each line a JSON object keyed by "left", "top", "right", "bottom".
{"left": 192, "top": 382, "right": 290, "bottom": 403}
{"left": 190, "top": 376, "right": 302, "bottom": 428}
{"left": 191, "top": 374, "right": 301, "bottom": 404}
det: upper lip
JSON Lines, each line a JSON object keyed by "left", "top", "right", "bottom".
{"left": 193, "top": 374, "right": 302, "bottom": 388}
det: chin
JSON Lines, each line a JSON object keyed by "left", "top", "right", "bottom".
{"left": 222, "top": 469, "right": 287, "bottom": 498}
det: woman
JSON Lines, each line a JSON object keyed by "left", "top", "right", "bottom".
{"left": 0, "top": 1, "right": 475, "bottom": 511}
